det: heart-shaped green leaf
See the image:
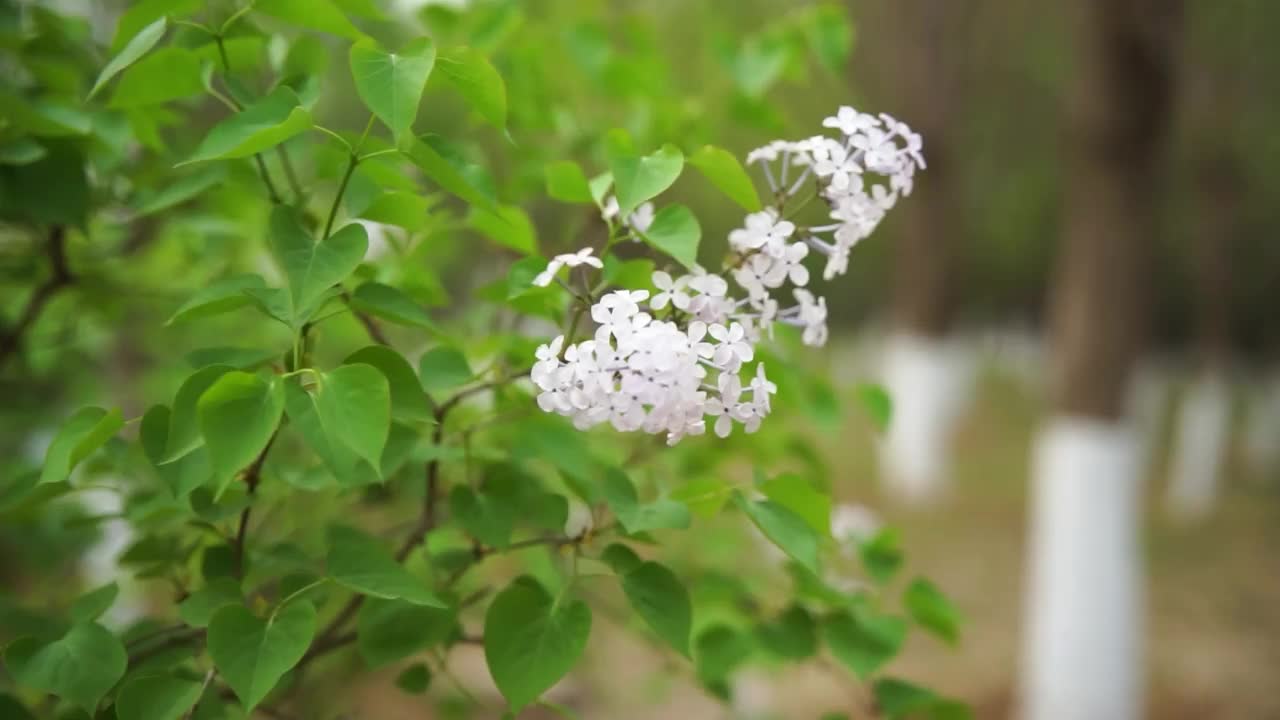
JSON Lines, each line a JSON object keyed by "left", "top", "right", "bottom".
{"left": 400, "top": 135, "right": 497, "bottom": 211}
{"left": 109, "top": 47, "right": 204, "bottom": 108}
{"left": 182, "top": 87, "right": 313, "bottom": 164}
{"left": 544, "top": 161, "right": 592, "bottom": 204}
{"left": 254, "top": 0, "right": 364, "bottom": 39}
{"left": 759, "top": 473, "right": 831, "bottom": 538}
{"left": 344, "top": 345, "right": 432, "bottom": 423}
{"left": 315, "top": 363, "right": 390, "bottom": 472}
{"left": 283, "top": 379, "right": 367, "bottom": 486}
{"left": 70, "top": 582, "right": 118, "bottom": 623}
{"left": 611, "top": 144, "right": 683, "bottom": 217}
{"left": 40, "top": 406, "right": 124, "bottom": 485}
{"left": 162, "top": 365, "right": 235, "bottom": 463}
{"left": 601, "top": 469, "right": 691, "bottom": 534}
{"left": 4, "top": 623, "right": 127, "bottom": 714}
{"left": 734, "top": 493, "right": 820, "bottom": 575}
{"left": 166, "top": 273, "right": 266, "bottom": 325}
{"left": 417, "top": 346, "right": 473, "bottom": 396}
{"left": 619, "top": 561, "right": 692, "bottom": 657}
{"left": 114, "top": 674, "right": 204, "bottom": 720}
{"left": 207, "top": 601, "right": 316, "bottom": 711}
{"left": 689, "top": 145, "right": 761, "bottom": 211}
{"left": 484, "top": 576, "right": 591, "bottom": 711}
{"left": 639, "top": 204, "right": 701, "bottom": 269}
{"left": 434, "top": 46, "right": 506, "bottom": 130}
{"left": 357, "top": 598, "right": 456, "bottom": 668}
{"left": 326, "top": 525, "right": 446, "bottom": 606}
{"left": 822, "top": 608, "right": 907, "bottom": 679}
{"left": 269, "top": 207, "right": 368, "bottom": 324}
{"left": 349, "top": 282, "right": 438, "bottom": 331}
{"left": 196, "top": 372, "right": 284, "bottom": 487}
{"left": 89, "top": 16, "right": 166, "bottom": 99}
{"left": 140, "top": 405, "right": 212, "bottom": 497}
{"left": 350, "top": 38, "right": 436, "bottom": 139}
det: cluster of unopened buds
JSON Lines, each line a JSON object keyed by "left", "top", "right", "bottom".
{"left": 531, "top": 106, "right": 924, "bottom": 444}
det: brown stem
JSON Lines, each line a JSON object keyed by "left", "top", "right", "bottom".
{"left": 127, "top": 628, "right": 206, "bottom": 668}
{"left": 233, "top": 430, "right": 279, "bottom": 579}
{"left": 0, "top": 227, "right": 72, "bottom": 368}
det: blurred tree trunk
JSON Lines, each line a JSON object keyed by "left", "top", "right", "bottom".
{"left": 860, "top": 0, "right": 976, "bottom": 502}
{"left": 1023, "top": 1, "right": 1182, "bottom": 718}
{"left": 1167, "top": 50, "right": 1243, "bottom": 519}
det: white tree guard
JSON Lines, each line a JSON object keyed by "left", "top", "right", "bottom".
{"left": 1021, "top": 418, "right": 1143, "bottom": 720}
{"left": 1166, "top": 373, "right": 1231, "bottom": 520}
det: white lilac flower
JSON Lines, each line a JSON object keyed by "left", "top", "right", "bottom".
{"left": 601, "top": 195, "right": 655, "bottom": 233}
{"left": 650, "top": 271, "right": 692, "bottom": 311}
{"left": 728, "top": 210, "right": 795, "bottom": 257}
{"left": 533, "top": 247, "right": 604, "bottom": 287}
{"left": 532, "top": 104, "right": 921, "bottom": 444}
{"left": 830, "top": 503, "right": 880, "bottom": 548}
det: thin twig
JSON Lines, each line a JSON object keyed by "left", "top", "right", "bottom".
{"left": 0, "top": 227, "right": 72, "bottom": 367}
{"left": 233, "top": 430, "right": 279, "bottom": 579}
{"left": 127, "top": 629, "right": 206, "bottom": 668}
{"left": 181, "top": 668, "right": 217, "bottom": 720}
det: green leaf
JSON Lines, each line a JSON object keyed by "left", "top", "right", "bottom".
{"left": 316, "top": 364, "right": 390, "bottom": 472}
{"left": 689, "top": 145, "right": 761, "bottom": 211}
{"left": 601, "top": 469, "right": 691, "bottom": 535}
{"left": 361, "top": 190, "right": 431, "bottom": 229}
{"left": 114, "top": 674, "right": 203, "bottom": 720}
{"left": 255, "top": 0, "right": 365, "bottom": 39}
{"left": 182, "top": 87, "right": 313, "bottom": 164}
{"left": 823, "top": 609, "right": 907, "bottom": 679}
{"left": 805, "top": 4, "right": 855, "bottom": 74}
{"left": 855, "top": 383, "right": 893, "bottom": 432}
{"left": 434, "top": 46, "right": 507, "bottom": 129}
{"left": 108, "top": 47, "right": 204, "bottom": 108}
{"left": 0, "top": 138, "right": 45, "bottom": 166}
{"left": 860, "top": 528, "right": 903, "bottom": 585}
{"left": 903, "top": 578, "right": 962, "bottom": 645}
{"left": 4, "top": 623, "right": 126, "bottom": 714}
{"left": 89, "top": 16, "right": 166, "bottom": 99}
{"left": 640, "top": 204, "right": 701, "bottom": 269}
{"left": 207, "top": 601, "right": 316, "bottom": 711}
{"left": 619, "top": 561, "right": 692, "bottom": 657}
{"left": 166, "top": 274, "right": 266, "bottom": 325}
{"left": 599, "top": 543, "right": 642, "bottom": 575}
{"left": 139, "top": 399, "right": 207, "bottom": 497}
{"left": 450, "top": 485, "right": 513, "bottom": 548}
{"left": 163, "top": 365, "right": 235, "bottom": 463}
{"left": 269, "top": 207, "right": 368, "bottom": 324}
{"left": 70, "top": 582, "right": 118, "bottom": 623}
{"left": 670, "top": 478, "right": 732, "bottom": 519}
{"left": 133, "top": 166, "right": 226, "bottom": 215}
{"left": 196, "top": 372, "right": 285, "bottom": 486}
{"left": 357, "top": 598, "right": 455, "bottom": 667}
{"left": 400, "top": 135, "right": 497, "bottom": 210}
{"left": 418, "top": 346, "right": 473, "bottom": 396}
{"left": 185, "top": 347, "right": 277, "bottom": 371}
{"left": 484, "top": 576, "right": 591, "bottom": 711}
{"left": 395, "top": 663, "right": 432, "bottom": 694}
{"left": 872, "top": 677, "right": 936, "bottom": 718}
{"left": 344, "top": 345, "right": 432, "bottom": 423}
{"left": 283, "top": 379, "right": 366, "bottom": 486}
{"left": 759, "top": 473, "right": 831, "bottom": 538}
{"left": 349, "top": 38, "right": 436, "bottom": 139}
{"left": 40, "top": 407, "right": 124, "bottom": 485}
{"left": 326, "top": 525, "right": 445, "bottom": 606}
{"left": 544, "top": 161, "right": 592, "bottom": 203}
{"left": 755, "top": 605, "right": 818, "bottom": 660}
{"left": 178, "top": 578, "right": 243, "bottom": 628}
{"left": 694, "top": 625, "right": 752, "bottom": 684}
{"left": 588, "top": 172, "right": 613, "bottom": 206}
{"left": 734, "top": 493, "right": 820, "bottom": 575}
{"left": 611, "top": 144, "right": 683, "bottom": 217}
{"left": 467, "top": 204, "right": 538, "bottom": 255}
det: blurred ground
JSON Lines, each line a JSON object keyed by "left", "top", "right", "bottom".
{"left": 338, "top": 358, "right": 1280, "bottom": 719}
